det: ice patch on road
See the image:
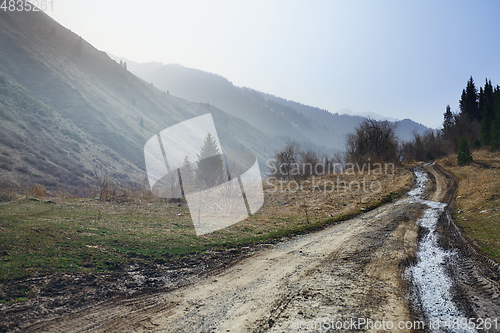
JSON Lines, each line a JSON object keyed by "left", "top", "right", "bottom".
{"left": 406, "top": 168, "right": 476, "bottom": 333}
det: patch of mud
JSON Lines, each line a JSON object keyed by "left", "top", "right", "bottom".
{"left": 0, "top": 245, "right": 264, "bottom": 332}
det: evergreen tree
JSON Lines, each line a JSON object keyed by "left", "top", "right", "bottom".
{"left": 139, "top": 117, "right": 144, "bottom": 128}
{"left": 443, "top": 104, "right": 453, "bottom": 137}
{"left": 480, "top": 79, "right": 495, "bottom": 145}
{"left": 457, "top": 137, "right": 473, "bottom": 165}
{"left": 478, "top": 86, "right": 485, "bottom": 121}
{"left": 195, "top": 133, "right": 226, "bottom": 189}
{"left": 180, "top": 156, "right": 196, "bottom": 193}
{"left": 490, "top": 86, "right": 500, "bottom": 150}
{"left": 459, "top": 76, "right": 480, "bottom": 122}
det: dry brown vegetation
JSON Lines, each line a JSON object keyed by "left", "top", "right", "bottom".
{"left": 436, "top": 148, "right": 500, "bottom": 262}
{"left": 262, "top": 166, "right": 411, "bottom": 220}
{"left": 0, "top": 165, "right": 412, "bottom": 281}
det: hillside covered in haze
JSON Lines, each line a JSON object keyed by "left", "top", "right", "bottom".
{"left": 0, "top": 10, "right": 279, "bottom": 193}
{"left": 113, "top": 58, "right": 430, "bottom": 152}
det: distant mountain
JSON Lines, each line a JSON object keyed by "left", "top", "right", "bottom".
{"left": 107, "top": 54, "right": 164, "bottom": 81}
{"left": 127, "top": 63, "right": 430, "bottom": 148}
{"left": 138, "top": 64, "right": 324, "bottom": 145}
{"left": 127, "top": 64, "right": 343, "bottom": 153}
{"left": 396, "top": 119, "right": 430, "bottom": 140}
{"left": 0, "top": 10, "right": 279, "bottom": 191}
{"left": 338, "top": 108, "right": 399, "bottom": 122}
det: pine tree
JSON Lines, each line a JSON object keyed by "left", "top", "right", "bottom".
{"left": 459, "top": 76, "right": 480, "bottom": 122}
{"left": 457, "top": 137, "right": 473, "bottom": 165}
{"left": 195, "top": 133, "right": 226, "bottom": 189}
{"left": 490, "top": 86, "right": 500, "bottom": 150}
{"left": 478, "top": 86, "right": 485, "bottom": 120}
{"left": 180, "top": 156, "right": 196, "bottom": 193}
{"left": 480, "top": 79, "right": 494, "bottom": 145}
{"left": 443, "top": 104, "right": 453, "bottom": 137}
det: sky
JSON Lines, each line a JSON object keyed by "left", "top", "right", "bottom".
{"left": 47, "top": 0, "right": 500, "bottom": 129}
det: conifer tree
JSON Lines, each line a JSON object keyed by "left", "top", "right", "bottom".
{"left": 443, "top": 105, "right": 453, "bottom": 137}
{"left": 459, "top": 76, "right": 480, "bottom": 122}
{"left": 490, "top": 86, "right": 500, "bottom": 149}
{"left": 457, "top": 137, "right": 473, "bottom": 165}
{"left": 480, "top": 79, "right": 495, "bottom": 145}
{"left": 195, "top": 133, "right": 225, "bottom": 189}
{"left": 180, "top": 156, "right": 196, "bottom": 193}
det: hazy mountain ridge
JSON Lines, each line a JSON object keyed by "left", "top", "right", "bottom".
{"left": 338, "top": 108, "right": 399, "bottom": 122}
{"left": 0, "top": 10, "right": 279, "bottom": 191}
{"left": 120, "top": 61, "right": 430, "bottom": 150}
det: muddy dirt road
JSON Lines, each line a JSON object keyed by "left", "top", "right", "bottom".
{"left": 23, "top": 165, "right": 500, "bottom": 332}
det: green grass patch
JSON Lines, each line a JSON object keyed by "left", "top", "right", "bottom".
{"left": 0, "top": 180, "right": 409, "bottom": 281}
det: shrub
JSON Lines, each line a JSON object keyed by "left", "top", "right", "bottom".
{"left": 457, "top": 137, "right": 473, "bottom": 165}
{"left": 25, "top": 184, "right": 46, "bottom": 198}
{"left": 473, "top": 138, "right": 481, "bottom": 149}
{"left": 0, "top": 163, "right": 13, "bottom": 171}
{"left": 14, "top": 165, "right": 29, "bottom": 174}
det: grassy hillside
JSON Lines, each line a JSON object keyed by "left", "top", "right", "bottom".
{"left": 0, "top": 10, "right": 279, "bottom": 194}
{"left": 437, "top": 149, "right": 500, "bottom": 263}
{"left": 0, "top": 167, "right": 411, "bottom": 282}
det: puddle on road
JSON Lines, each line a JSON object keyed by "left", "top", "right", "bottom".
{"left": 406, "top": 168, "right": 476, "bottom": 333}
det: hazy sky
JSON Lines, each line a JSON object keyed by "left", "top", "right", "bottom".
{"left": 48, "top": 0, "right": 500, "bottom": 128}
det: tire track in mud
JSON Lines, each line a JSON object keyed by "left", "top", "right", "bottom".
{"left": 408, "top": 164, "right": 500, "bottom": 333}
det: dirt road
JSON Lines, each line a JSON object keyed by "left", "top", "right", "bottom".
{"left": 23, "top": 165, "right": 500, "bottom": 332}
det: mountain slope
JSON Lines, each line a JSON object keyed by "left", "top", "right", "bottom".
{"left": 0, "top": 10, "right": 278, "bottom": 192}
{"left": 256, "top": 92, "right": 429, "bottom": 142}
{"left": 129, "top": 63, "right": 430, "bottom": 149}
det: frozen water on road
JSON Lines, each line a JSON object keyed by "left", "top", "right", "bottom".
{"left": 406, "top": 168, "right": 476, "bottom": 333}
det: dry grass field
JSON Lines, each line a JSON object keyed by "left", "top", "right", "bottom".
{"left": 0, "top": 166, "right": 412, "bottom": 282}
{"left": 437, "top": 148, "right": 500, "bottom": 263}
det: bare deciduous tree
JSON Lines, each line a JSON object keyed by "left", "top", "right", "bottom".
{"left": 345, "top": 119, "right": 399, "bottom": 163}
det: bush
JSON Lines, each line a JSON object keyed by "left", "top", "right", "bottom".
{"left": 271, "top": 142, "right": 328, "bottom": 180}
{"left": 457, "top": 137, "right": 473, "bottom": 165}
{"left": 345, "top": 119, "right": 398, "bottom": 163}
{"left": 0, "top": 163, "right": 13, "bottom": 171}
{"left": 14, "top": 165, "right": 29, "bottom": 174}
{"left": 25, "top": 184, "right": 46, "bottom": 198}
{"left": 425, "top": 151, "right": 434, "bottom": 161}
{"left": 473, "top": 138, "right": 482, "bottom": 149}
